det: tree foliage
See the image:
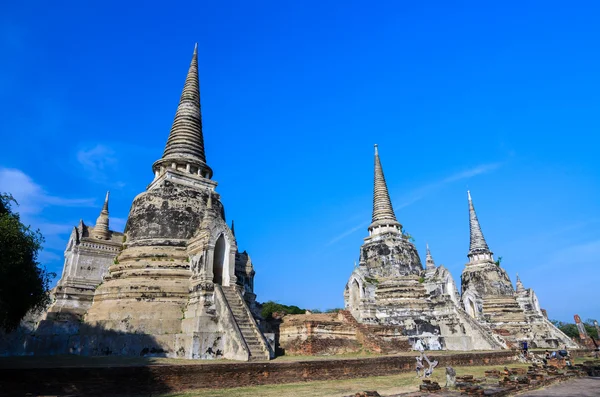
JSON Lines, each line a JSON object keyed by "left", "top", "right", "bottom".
{"left": 0, "top": 193, "right": 54, "bottom": 332}
{"left": 551, "top": 319, "right": 599, "bottom": 340}
{"left": 260, "top": 301, "right": 305, "bottom": 320}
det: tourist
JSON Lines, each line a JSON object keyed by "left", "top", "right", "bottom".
{"left": 543, "top": 350, "right": 550, "bottom": 365}
{"left": 521, "top": 341, "right": 528, "bottom": 357}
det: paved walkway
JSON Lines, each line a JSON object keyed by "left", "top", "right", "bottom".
{"left": 518, "top": 377, "right": 600, "bottom": 396}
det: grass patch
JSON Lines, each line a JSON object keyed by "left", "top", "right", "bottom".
{"left": 161, "top": 363, "right": 531, "bottom": 397}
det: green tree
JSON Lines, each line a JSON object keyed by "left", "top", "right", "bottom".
{"left": 0, "top": 193, "right": 54, "bottom": 332}
{"left": 550, "top": 319, "right": 581, "bottom": 339}
{"left": 584, "top": 319, "right": 599, "bottom": 339}
{"left": 260, "top": 301, "right": 305, "bottom": 320}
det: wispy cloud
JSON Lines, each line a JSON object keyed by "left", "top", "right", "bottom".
{"left": 544, "top": 239, "right": 600, "bottom": 268}
{"left": 110, "top": 217, "right": 127, "bottom": 232}
{"left": 394, "top": 162, "right": 503, "bottom": 209}
{"left": 0, "top": 167, "right": 96, "bottom": 214}
{"left": 326, "top": 222, "right": 368, "bottom": 247}
{"left": 325, "top": 162, "right": 503, "bottom": 246}
{"left": 442, "top": 163, "right": 502, "bottom": 184}
{"left": 0, "top": 167, "right": 97, "bottom": 276}
{"left": 76, "top": 144, "right": 119, "bottom": 184}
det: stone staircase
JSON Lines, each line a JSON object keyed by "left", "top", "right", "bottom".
{"left": 375, "top": 279, "right": 432, "bottom": 309}
{"left": 220, "top": 286, "right": 270, "bottom": 361}
{"left": 483, "top": 296, "right": 527, "bottom": 323}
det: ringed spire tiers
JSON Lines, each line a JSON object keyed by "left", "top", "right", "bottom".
{"left": 368, "top": 144, "right": 401, "bottom": 235}
{"left": 93, "top": 191, "right": 110, "bottom": 240}
{"left": 152, "top": 43, "right": 213, "bottom": 180}
{"left": 467, "top": 190, "right": 493, "bottom": 263}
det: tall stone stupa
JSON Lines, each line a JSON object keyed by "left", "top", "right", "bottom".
{"left": 4, "top": 45, "right": 272, "bottom": 361}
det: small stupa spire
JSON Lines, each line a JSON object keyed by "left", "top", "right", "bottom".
{"left": 153, "top": 44, "right": 213, "bottom": 179}
{"left": 425, "top": 243, "right": 436, "bottom": 270}
{"left": 467, "top": 190, "right": 492, "bottom": 261}
{"left": 516, "top": 273, "right": 525, "bottom": 293}
{"left": 368, "top": 144, "right": 401, "bottom": 234}
{"left": 93, "top": 191, "right": 110, "bottom": 240}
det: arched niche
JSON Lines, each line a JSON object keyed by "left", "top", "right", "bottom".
{"left": 212, "top": 234, "right": 229, "bottom": 285}
{"left": 349, "top": 279, "right": 361, "bottom": 311}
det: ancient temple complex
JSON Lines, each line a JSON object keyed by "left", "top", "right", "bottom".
{"left": 2, "top": 45, "right": 272, "bottom": 361}
{"left": 0, "top": 45, "right": 580, "bottom": 359}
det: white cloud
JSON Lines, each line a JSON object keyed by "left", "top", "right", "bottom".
{"left": 326, "top": 162, "right": 503, "bottom": 246}
{"left": 0, "top": 167, "right": 98, "bottom": 275}
{"left": 545, "top": 239, "right": 600, "bottom": 268}
{"left": 325, "top": 222, "right": 368, "bottom": 247}
{"left": 394, "top": 162, "right": 503, "bottom": 209}
{"left": 442, "top": 163, "right": 502, "bottom": 184}
{"left": 0, "top": 168, "right": 95, "bottom": 214}
{"left": 38, "top": 250, "right": 62, "bottom": 264}
{"left": 76, "top": 144, "right": 118, "bottom": 183}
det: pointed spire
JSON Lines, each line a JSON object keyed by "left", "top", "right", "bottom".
{"left": 93, "top": 191, "right": 110, "bottom": 240}
{"left": 102, "top": 191, "right": 109, "bottom": 212}
{"left": 425, "top": 243, "right": 436, "bottom": 269}
{"left": 467, "top": 190, "right": 492, "bottom": 261}
{"left": 231, "top": 219, "right": 235, "bottom": 236}
{"left": 153, "top": 44, "right": 213, "bottom": 179}
{"left": 516, "top": 273, "right": 525, "bottom": 293}
{"left": 368, "top": 144, "right": 401, "bottom": 234}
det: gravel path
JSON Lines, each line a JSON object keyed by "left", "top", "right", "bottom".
{"left": 517, "top": 377, "right": 600, "bottom": 396}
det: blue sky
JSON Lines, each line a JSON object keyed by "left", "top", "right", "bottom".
{"left": 0, "top": 1, "right": 598, "bottom": 322}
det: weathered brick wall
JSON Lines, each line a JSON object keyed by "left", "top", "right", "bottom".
{"left": 279, "top": 313, "right": 362, "bottom": 355}
{"left": 0, "top": 351, "right": 519, "bottom": 396}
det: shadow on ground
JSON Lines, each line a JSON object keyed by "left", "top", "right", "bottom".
{"left": 0, "top": 313, "right": 175, "bottom": 396}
